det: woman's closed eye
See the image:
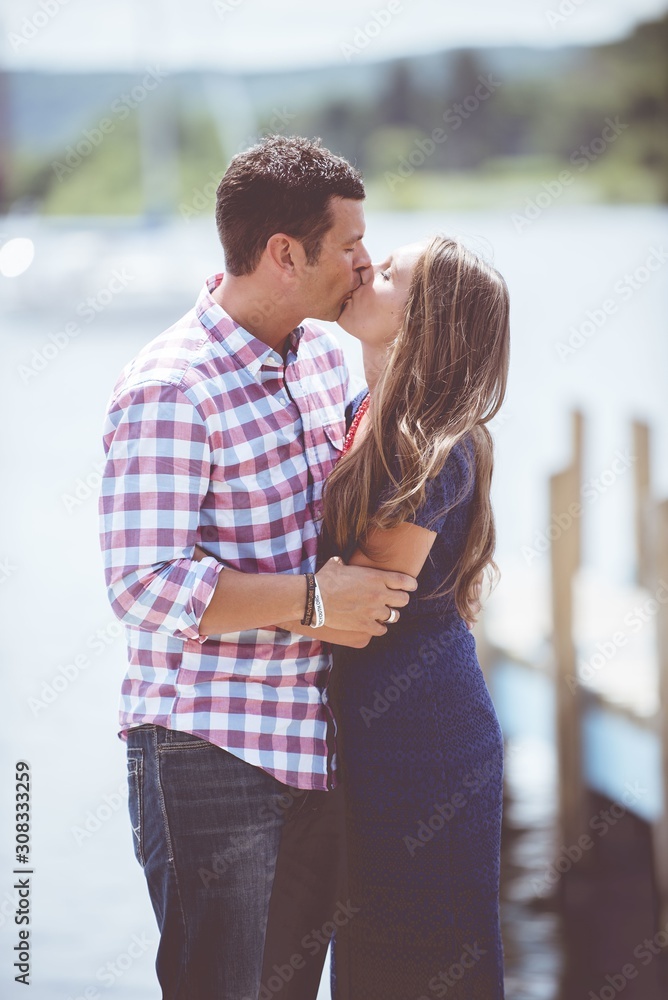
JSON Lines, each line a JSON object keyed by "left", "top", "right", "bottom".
{"left": 380, "top": 269, "right": 391, "bottom": 281}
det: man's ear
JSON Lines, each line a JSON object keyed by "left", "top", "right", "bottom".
{"left": 265, "top": 233, "right": 302, "bottom": 275}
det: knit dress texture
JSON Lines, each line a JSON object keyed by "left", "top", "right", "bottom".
{"left": 327, "top": 390, "right": 505, "bottom": 999}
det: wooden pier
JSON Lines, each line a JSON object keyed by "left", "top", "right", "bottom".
{"left": 482, "top": 412, "right": 668, "bottom": 998}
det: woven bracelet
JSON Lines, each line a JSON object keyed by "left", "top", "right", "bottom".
{"left": 310, "top": 576, "right": 326, "bottom": 628}
{"left": 301, "top": 573, "right": 316, "bottom": 626}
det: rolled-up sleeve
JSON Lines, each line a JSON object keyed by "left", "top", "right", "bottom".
{"left": 98, "top": 379, "right": 223, "bottom": 642}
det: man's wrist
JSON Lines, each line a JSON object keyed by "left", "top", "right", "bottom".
{"left": 301, "top": 573, "right": 316, "bottom": 626}
{"left": 288, "top": 573, "right": 309, "bottom": 622}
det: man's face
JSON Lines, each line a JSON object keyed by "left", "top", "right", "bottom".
{"left": 298, "top": 196, "right": 371, "bottom": 322}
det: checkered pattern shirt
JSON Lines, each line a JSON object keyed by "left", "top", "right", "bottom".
{"left": 98, "top": 273, "right": 349, "bottom": 790}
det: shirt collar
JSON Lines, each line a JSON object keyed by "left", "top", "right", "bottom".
{"left": 196, "top": 273, "right": 305, "bottom": 378}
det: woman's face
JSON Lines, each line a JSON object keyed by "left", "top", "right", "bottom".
{"left": 338, "top": 241, "right": 425, "bottom": 348}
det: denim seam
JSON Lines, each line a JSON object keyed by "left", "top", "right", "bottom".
{"left": 153, "top": 737, "right": 176, "bottom": 865}
{"left": 158, "top": 742, "right": 211, "bottom": 752}
{"left": 126, "top": 752, "right": 145, "bottom": 867}
{"left": 152, "top": 728, "right": 191, "bottom": 992}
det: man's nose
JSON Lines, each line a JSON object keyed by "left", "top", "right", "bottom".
{"left": 355, "top": 263, "right": 373, "bottom": 287}
{"left": 354, "top": 241, "right": 372, "bottom": 278}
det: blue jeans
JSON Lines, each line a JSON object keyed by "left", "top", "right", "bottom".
{"left": 126, "top": 724, "right": 345, "bottom": 1000}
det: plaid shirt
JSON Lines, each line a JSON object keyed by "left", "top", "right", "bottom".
{"left": 98, "top": 273, "right": 349, "bottom": 790}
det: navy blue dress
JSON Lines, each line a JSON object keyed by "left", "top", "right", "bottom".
{"left": 327, "top": 391, "right": 505, "bottom": 999}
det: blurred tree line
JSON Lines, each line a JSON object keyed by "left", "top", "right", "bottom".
{"left": 4, "top": 12, "right": 666, "bottom": 215}
{"left": 288, "top": 13, "right": 668, "bottom": 207}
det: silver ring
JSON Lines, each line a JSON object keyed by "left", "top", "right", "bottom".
{"left": 386, "top": 608, "right": 399, "bottom": 624}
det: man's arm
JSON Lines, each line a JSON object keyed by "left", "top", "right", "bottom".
{"left": 197, "top": 555, "right": 416, "bottom": 637}
{"left": 277, "top": 523, "right": 438, "bottom": 644}
{"left": 99, "top": 381, "right": 417, "bottom": 642}
{"left": 99, "top": 381, "right": 227, "bottom": 643}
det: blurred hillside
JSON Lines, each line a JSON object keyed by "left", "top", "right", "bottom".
{"left": 2, "top": 11, "right": 666, "bottom": 215}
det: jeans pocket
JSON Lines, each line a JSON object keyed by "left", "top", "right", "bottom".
{"left": 159, "top": 728, "right": 212, "bottom": 751}
{"left": 126, "top": 749, "right": 145, "bottom": 868}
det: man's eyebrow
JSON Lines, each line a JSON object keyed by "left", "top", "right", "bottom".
{"left": 344, "top": 233, "right": 365, "bottom": 244}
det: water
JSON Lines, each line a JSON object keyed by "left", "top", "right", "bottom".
{"left": 0, "top": 206, "right": 666, "bottom": 996}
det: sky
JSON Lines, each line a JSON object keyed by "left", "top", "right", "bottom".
{"left": 1, "top": 0, "right": 667, "bottom": 72}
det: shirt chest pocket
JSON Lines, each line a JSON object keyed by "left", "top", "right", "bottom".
{"left": 297, "top": 383, "right": 346, "bottom": 461}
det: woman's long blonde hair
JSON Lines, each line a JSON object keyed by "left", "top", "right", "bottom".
{"left": 321, "top": 234, "right": 510, "bottom": 623}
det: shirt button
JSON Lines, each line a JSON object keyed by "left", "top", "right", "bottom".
{"left": 278, "top": 396, "right": 288, "bottom": 406}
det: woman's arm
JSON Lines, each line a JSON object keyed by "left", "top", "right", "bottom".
{"left": 347, "top": 521, "right": 438, "bottom": 577}
{"left": 279, "top": 517, "right": 482, "bottom": 637}
{"left": 278, "top": 522, "right": 438, "bottom": 643}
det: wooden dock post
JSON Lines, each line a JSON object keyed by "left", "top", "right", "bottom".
{"left": 632, "top": 421, "right": 654, "bottom": 589}
{"left": 550, "top": 411, "right": 587, "bottom": 850}
{"left": 653, "top": 499, "right": 668, "bottom": 927}
{"left": 633, "top": 420, "right": 668, "bottom": 924}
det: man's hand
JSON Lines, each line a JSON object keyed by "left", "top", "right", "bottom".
{"left": 315, "top": 556, "right": 417, "bottom": 635}
{"left": 191, "top": 546, "right": 417, "bottom": 638}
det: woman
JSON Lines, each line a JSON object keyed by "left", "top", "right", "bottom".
{"left": 321, "top": 234, "right": 510, "bottom": 999}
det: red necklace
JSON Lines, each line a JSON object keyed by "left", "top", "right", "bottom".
{"left": 342, "top": 393, "right": 370, "bottom": 455}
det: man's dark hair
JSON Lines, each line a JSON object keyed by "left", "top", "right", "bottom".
{"left": 215, "top": 135, "right": 365, "bottom": 276}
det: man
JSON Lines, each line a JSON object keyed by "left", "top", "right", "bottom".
{"left": 98, "top": 135, "right": 417, "bottom": 1000}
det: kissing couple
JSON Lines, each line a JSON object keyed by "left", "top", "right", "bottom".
{"left": 98, "top": 134, "right": 510, "bottom": 1000}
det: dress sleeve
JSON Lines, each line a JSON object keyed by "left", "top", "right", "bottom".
{"left": 409, "top": 437, "right": 475, "bottom": 535}
{"left": 345, "top": 388, "right": 370, "bottom": 430}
